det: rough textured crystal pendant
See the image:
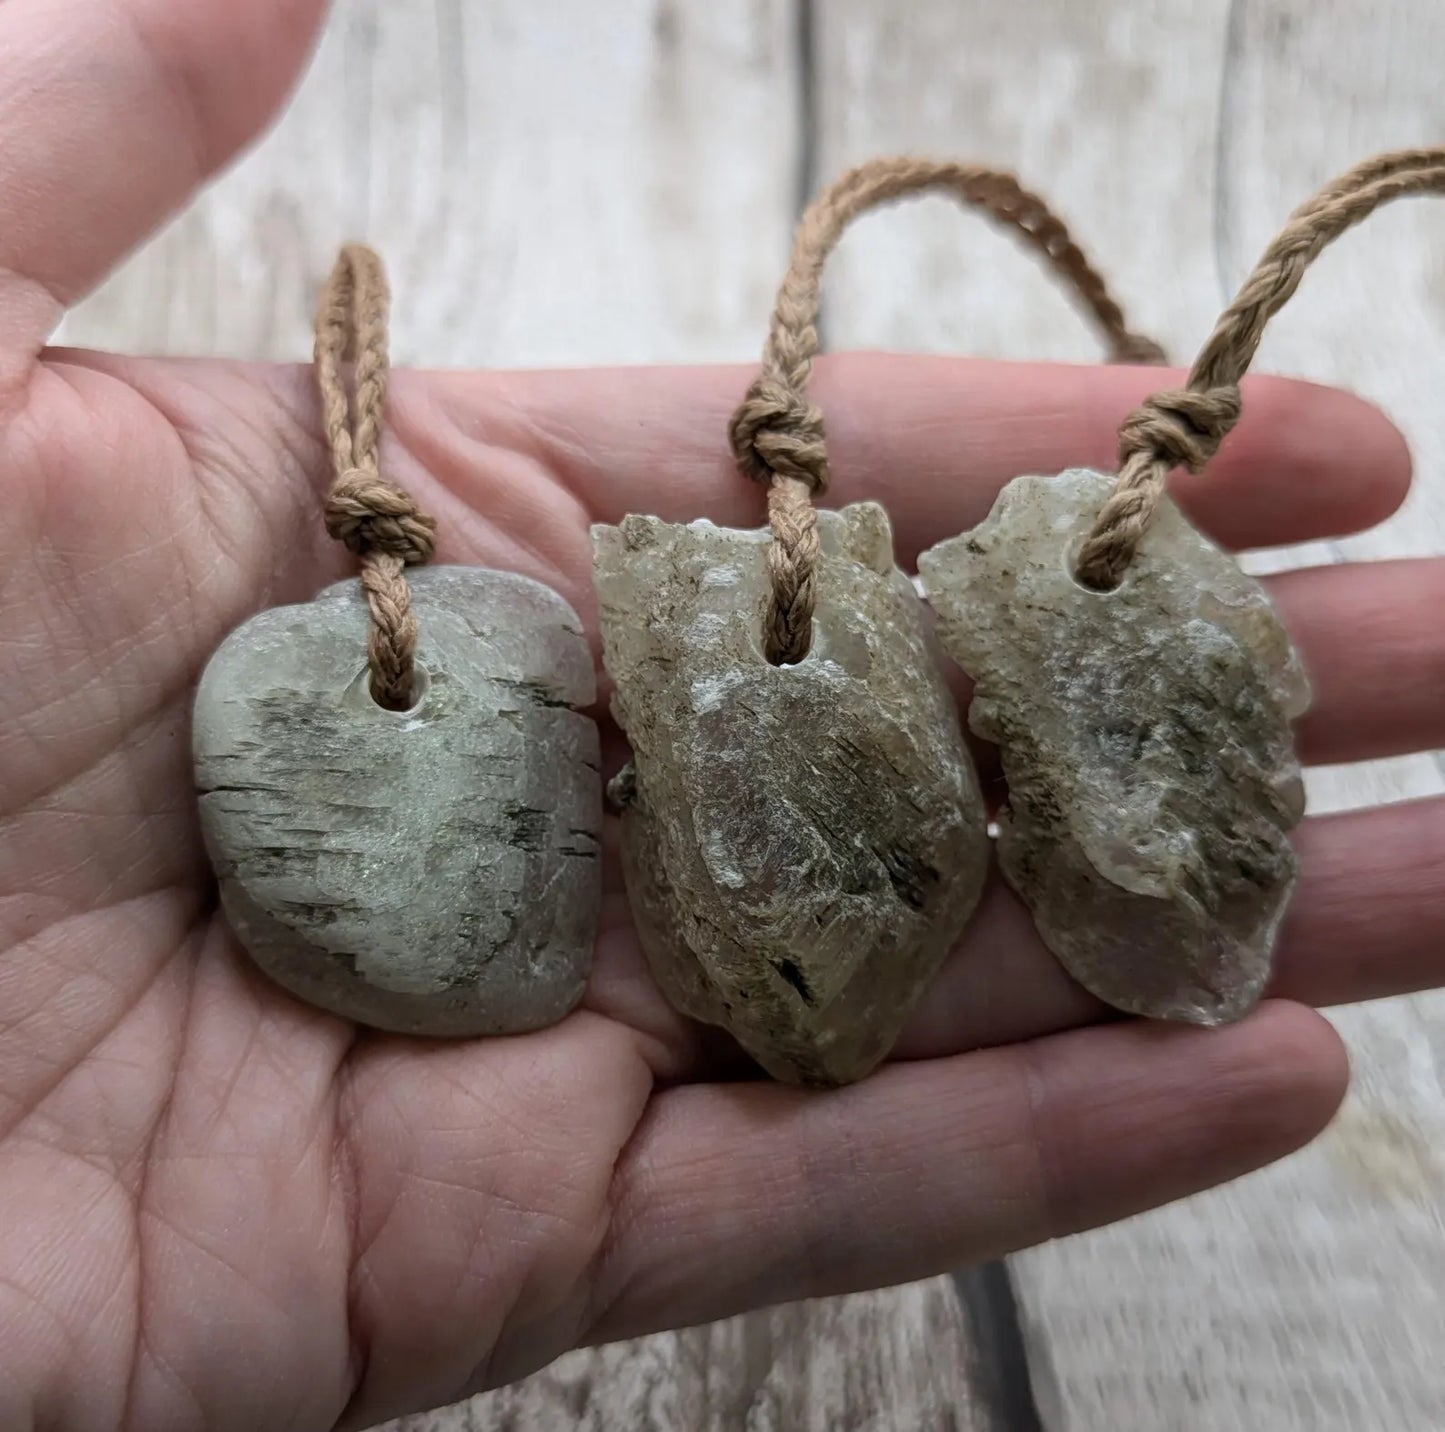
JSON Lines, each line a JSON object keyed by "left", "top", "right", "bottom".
{"left": 595, "top": 503, "right": 988, "bottom": 1085}
{"left": 192, "top": 247, "right": 601, "bottom": 1035}
{"left": 920, "top": 467, "right": 1307, "bottom": 1023}
{"left": 921, "top": 149, "right": 1443, "bottom": 1022}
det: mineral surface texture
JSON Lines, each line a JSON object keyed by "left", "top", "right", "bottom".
{"left": 918, "top": 468, "right": 1309, "bottom": 1025}
{"left": 194, "top": 566, "right": 601, "bottom": 1035}
{"left": 594, "top": 503, "right": 989, "bottom": 1085}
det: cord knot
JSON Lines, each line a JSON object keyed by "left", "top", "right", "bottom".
{"left": 728, "top": 377, "right": 829, "bottom": 493}
{"left": 325, "top": 467, "right": 437, "bottom": 564}
{"left": 1118, "top": 385, "right": 1241, "bottom": 474}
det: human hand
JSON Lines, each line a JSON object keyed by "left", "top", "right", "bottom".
{"left": 4, "top": 3, "right": 1441, "bottom": 1429}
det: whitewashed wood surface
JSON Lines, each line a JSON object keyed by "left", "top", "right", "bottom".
{"left": 383, "top": 1281, "right": 1006, "bottom": 1432}
{"left": 57, "top": 1, "right": 1445, "bottom": 1428}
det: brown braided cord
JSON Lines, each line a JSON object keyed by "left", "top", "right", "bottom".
{"left": 728, "top": 157, "right": 1165, "bottom": 664}
{"left": 1077, "top": 148, "right": 1445, "bottom": 590}
{"left": 1286, "top": 147, "right": 1445, "bottom": 219}
{"left": 315, "top": 245, "right": 437, "bottom": 708}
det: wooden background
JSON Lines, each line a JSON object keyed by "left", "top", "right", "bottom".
{"left": 57, "top": 2, "right": 1445, "bottom": 1427}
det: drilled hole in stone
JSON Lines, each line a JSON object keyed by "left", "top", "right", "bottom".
{"left": 1065, "top": 535, "right": 1129, "bottom": 595}
{"left": 762, "top": 613, "right": 868, "bottom": 673}
{"left": 1073, "top": 566, "right": 1121, "bottom": 594}
{"left": 352, "top": 661, "right": 431, "bottom": 716}
{"left": 755, "top": 615, "right": 816, "bottom": 669}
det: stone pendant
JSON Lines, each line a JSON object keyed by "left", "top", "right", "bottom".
{"left": 193, "top": 567, "right": 601, "bottom": 1035}
{"left": 918, "top": 469, "right": 1309, "bottom": 1025}
{"left": 594, "top": 503, "right": 990, "bottom": 1085}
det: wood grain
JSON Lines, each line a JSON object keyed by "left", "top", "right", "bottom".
{"left": 59, "top": 0, "right": 802, "bottom": 367}
{"left": 816, "top": 2, "right": 1445, "bottom": 1427}
{"left": 389, "top": 1281, "right": 1006, "bottom": 1432}
{"left": 812, "top": 1, "right": 1234, "bottom": 365}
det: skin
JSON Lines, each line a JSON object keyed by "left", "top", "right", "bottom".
{"left": 2, "top": 1, "right": 1443, "bottom": 1428}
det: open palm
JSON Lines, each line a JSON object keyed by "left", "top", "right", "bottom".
{"left": 5, "top": 3, "right": 1444, "bottom": 1429}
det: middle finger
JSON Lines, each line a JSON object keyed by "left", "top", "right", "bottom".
{"left": 896, "top": 796, "right": 1445, "bottom": 1061}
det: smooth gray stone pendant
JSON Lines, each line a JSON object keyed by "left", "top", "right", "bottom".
{"left": 918, "top": 468, "right": 1310, "bottom": 1025}
{"left": 594, "top": 503, "right": 990, "bottom": 1086}
{"left": 193, "top": 566, "right": 601, "bottom": 1036}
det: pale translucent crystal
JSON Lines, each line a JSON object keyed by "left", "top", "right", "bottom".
{"left": 918, "top": 469, "right": 1309, "bottom": 1025}
{"left": 594, "top": 503, "right": 990, "bottom": 1085}
{"left": 193, "top": 566, "right": 601, "bottom": 1035}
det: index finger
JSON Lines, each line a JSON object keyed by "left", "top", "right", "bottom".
{"left": 443, "top": 355, "right": 1408, "bottom": 565}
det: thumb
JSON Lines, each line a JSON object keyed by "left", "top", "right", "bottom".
{"left": 0, "top": 0, "right": 329, "bottom": 373}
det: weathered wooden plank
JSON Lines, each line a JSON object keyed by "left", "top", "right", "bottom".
{"left": 57, "top": 3, "right": 1003, "bottom": 1429}
{"left": 59, "top": 0, "right": 802, "bottom": 367}
{"left": 817, "top": 2, "right": 1445, "bottom": 1428}
{"left": 393, "top": 1280, "right": 1006, "bottom": 1432}
{"left": 813, "top": 1, "right": 1234, "bottom": 364}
